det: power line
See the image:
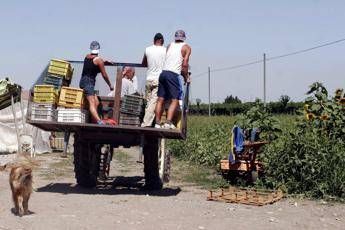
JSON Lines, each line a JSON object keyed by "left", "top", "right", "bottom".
{"left": 267, "top": 38, "right": 345, "bottom": 61}
{"left": 193, "top": 37, "right": 345, "bottom": 79}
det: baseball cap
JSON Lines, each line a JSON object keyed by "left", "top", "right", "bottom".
{"left": 175, "top": 30, "right": 186, "bottom": 41}
{"left": 90, "top": 41, "right": 100, "bottom": 54}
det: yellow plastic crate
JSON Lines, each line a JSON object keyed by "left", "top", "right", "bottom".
{"left": 33, "top": 92, "right": 57, "bottom": 104}
{"left": 50, "top": 59, "right": 71, "bottom": 69}
{"left": 58, "top": 101, "right": 82, "bottom": 108}
{"left": 48, "top": 65, "right": 70, "bottom": 76}
{"left": 48, "top": 65, "right": 74, "bottom": 80}
{"left": 58, "top": 87, "right": 84, "bottom": 108}
{"left": 34, "top": 85, "right": 56, "bottom": 93}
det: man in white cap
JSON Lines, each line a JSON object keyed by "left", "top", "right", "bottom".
{"left": 79, "top": 41, "right": 113, "bottom": 125}
{"left": 154, "top": 30, "right": 191, "bottom": 129}
{"left": 141, "top": 33, "right": 166, "bottom": 127}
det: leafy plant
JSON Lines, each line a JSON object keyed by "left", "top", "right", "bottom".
{"left": 235, "top": 102, "right": 282, "bottom": 140}
{"left": 260, "top": 82, "right": 345, "bottom": 199}
{"left": 304, "top": 82, "right": 345, "bottom": 141}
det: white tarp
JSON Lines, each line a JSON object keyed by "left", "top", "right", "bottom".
{"left": 0, "top": 100, "right": 51, "bottom": 154}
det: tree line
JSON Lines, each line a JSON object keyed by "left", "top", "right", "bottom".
{"left": 190, "top": 95, "right": 303, "bottom": 115}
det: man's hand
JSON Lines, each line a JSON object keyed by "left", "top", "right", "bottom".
{"left": 104, "top": 60, "right": 115, "bottom": 65}
{"left": 184, "top": 74, "right": 191, "bottom": 84}
{"left": 185, "top": 75, "right": 191, "bottom": 84}
{"left": 109, "top": 85, "right": 114, "bottom": 91}
{"left": 182, "top": 71, "right": 191, "bottom": 84}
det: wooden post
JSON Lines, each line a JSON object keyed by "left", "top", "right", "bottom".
{"left": 113, "top": 67, "right": 122, "bottom": 124}
{"left": 263, "top": 53, "right": 266, "bottom": 107}
{"left": 143, "top": 136, "right": 161, "bottom": 189}
{"left": 11, "top": 95, "right": 20, "bottom": 153}
{"left": 208, "top": 67, "right": 211, "bottom": 116}
{"left": 181, "top": 82, "right": 190, "bottom": 138}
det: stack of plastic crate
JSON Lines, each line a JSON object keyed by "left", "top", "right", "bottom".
{"left": 31, "top": 85, "right": 58, "bottom": 121}
{"left": 119, "top": 95, "right": 145, "bottom": 126}
{"left": 57, "top": 86, "right": 88, "bottom": 123}
{"left": 43, "top": 59, "right": 74, "bottom": 91}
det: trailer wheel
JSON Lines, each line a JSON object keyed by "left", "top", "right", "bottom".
{"left": 73, "top": 134, "right": 100, "bottom": 188}
{"left": 143, "top": 137, "right": 163, "bottom": 190}
{"left": 223, "top": 170, "right": 238, "bottom": 184}
{"left": 158, "top": 139, "right": 171, "bottom": 183}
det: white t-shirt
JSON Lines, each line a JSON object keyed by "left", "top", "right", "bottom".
{"left": 108, "top": 78, "right": 136, "bottom": 97}
{"left": 132, "top": 75, "right": 138, "bottom": 92}
{"left": 145, "top": 45, "right": 166, "bottom": 82}
{"left": 163, "top": 42, "right": 185, "bottom": 75}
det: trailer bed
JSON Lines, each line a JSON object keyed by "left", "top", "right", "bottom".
{"left": 28, "top": 120, "right": 185, "bottom": 139}
{"left": 27, "top": 61, "right": 189, "bottom": 145}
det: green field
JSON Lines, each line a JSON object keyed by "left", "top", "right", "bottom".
{"left": 169, "top": 114, "right": 297, "bottom": 166}
{"left": 168, "top": 110, "right": 344, "bottom": 200}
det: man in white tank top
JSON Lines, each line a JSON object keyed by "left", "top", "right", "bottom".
{"left": 141, "top": 33, "right": 166, "bottom": 127}
{"left": 155, "top": 30, "right": 192, "bottom": 129}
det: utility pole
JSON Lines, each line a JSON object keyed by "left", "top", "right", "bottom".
{"left": 263, "top": 53, "right": 266, "bottom": 107}
{"left": 208, "top": 66, "right": 211, "bottom": 116}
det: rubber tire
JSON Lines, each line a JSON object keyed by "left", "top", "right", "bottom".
{"left": 162, "top": 149, "right": 171, "bottom": 183}
{"left": 143, "top": 137, "right": 163, "bottom": 190}
{"left": 158, "top": 139, "right": 171, "bottom": 183}
{"left": 226, "top": 171, "right": 238, "bottom": 184}
{"left": 73, "top": 134, "right": 100, "bottom": 188}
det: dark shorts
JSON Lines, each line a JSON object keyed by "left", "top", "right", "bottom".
{"left": 157, "top": 70, "right": 183, "bottom": 100}
{"left": 79, "top": 76, "right": 96, "bottom": 96}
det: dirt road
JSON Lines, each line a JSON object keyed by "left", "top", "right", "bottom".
{"left": 0, "top": 149, "right": 344, "bottom": 230}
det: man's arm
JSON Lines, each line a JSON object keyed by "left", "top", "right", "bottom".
{"left": 95, "top": 57, "right": 113, "bottom": 91}
{"left": 132, "top": 75, "right": 138, "bottom": 92}
{"left": 181, "top": 44, "right": 192, "bottom": 82}
{"left": 142, "top": 54, "right": 148, "bottom": 67}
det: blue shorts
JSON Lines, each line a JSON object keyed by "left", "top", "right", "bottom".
{"left": 157, "top": 70, "right": 183, "bottom": 100}
{"left": 79, "top": 76, "right": 96, "bottom": 96}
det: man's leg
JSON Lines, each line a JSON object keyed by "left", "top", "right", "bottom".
{"left": 163, "top": 71, "right": 182, "bottom": 127}
{"left": 155, "top": 72, "right": 166, "bottom": 126}
{"left": 142, "top": 83, "right": 158, "bottom": 127}
{"left": 87, "top": 95, "right": 101, "bottom": 122}
{"left": 155, "top": 97, "right": 165, "bottom": 125}
{"left": 166, "top": 99, "right": 179, "bottom": 122}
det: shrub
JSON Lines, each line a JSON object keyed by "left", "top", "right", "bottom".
{"left": 235, "top": 102, "right": 282, "bottom": 140}
{"left": 259, "top": 82, "right": 345, "bottom": 199}
{"left": 262, "top": 126, "right": 345, "bottom": 198}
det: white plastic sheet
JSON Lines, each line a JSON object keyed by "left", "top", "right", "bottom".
{"left": 0, "top": 100, "right": 51, "bottom": 154}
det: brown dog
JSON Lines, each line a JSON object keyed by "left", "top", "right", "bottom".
{"left": 9, "top": 165, "right": 33, "bottom": 216}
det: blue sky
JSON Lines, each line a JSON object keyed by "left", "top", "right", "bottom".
{"left": 0, "top": 0, "right": 344, "bottom": 102}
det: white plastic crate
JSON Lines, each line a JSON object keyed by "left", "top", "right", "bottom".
{"left": 57, "top": 107, "right": 88, "bottom": 123}
{"left": 31, "top": 103, "right": 56, "bottom": 121}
